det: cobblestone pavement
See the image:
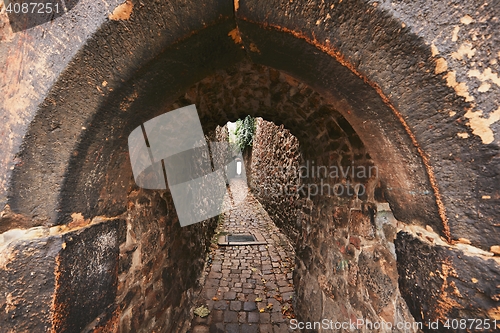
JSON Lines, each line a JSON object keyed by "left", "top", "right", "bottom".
{"left": 189, "top": 178, "right": 296, "bottom": 333}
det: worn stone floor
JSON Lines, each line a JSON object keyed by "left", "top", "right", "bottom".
{"left": 188, "top": 178, "right": 296, "bottom": 333}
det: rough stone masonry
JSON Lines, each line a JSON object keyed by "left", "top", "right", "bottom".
{"left": 1, "top": 0, "right": 499, "bottom": 332}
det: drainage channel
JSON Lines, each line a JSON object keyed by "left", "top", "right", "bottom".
{"left": 218, "top": 232, "right": 267, "bottom": 246}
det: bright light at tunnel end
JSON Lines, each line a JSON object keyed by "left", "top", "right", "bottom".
{"left": 236, "top": 161, "right": 242, "bottom": 175}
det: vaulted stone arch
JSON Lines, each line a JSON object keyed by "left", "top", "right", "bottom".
{"left": 1, "top": 0, "right": 499, "bottom": 332}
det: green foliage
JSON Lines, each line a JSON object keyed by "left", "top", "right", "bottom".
{"left": 234, "top": 115, "right": 256, "bottom": 152}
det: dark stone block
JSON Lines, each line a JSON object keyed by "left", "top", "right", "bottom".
{"left": 230, "top": 301, "right": 242, "bottom": 311}
{"left": 226, "top": 323, "right": 240, "bottom": 333}
{"left": 248, "top": 311, "right": 259, "bottom": 323}
{"left": 358, "top": 245, "right": 397, "bottom": 313}
{"left": 243, "top": 301, "right": 257, "bottom": 311}
{"left": 52, "top": 219, "right": 124, "bottom": 332}
{"left": 224, "top": 310, "right": 239, "bottom": 323}
{"left": 241, "top": 323, "right": 258, "bottom": 333}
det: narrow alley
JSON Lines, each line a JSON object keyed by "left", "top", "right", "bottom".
{"left": 189, "top": 179, "right": 296, "bottom": 333}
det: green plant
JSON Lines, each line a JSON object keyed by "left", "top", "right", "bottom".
{"left": 234, "top": 115, "right": 256, "bottom": 152}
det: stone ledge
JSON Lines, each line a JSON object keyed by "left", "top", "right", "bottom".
{"left": 395, "top": 231, "right": 500, "bottom": 330}
{"left": 0, "top": 217, "right": 126, "bottom": 333}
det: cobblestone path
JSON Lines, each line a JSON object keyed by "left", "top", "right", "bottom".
{"left": 189, "top": 179, "right": 296, "bottom": 333}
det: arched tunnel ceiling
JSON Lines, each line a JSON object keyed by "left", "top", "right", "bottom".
{"left": 1, "top": 0, "right": 499, "bottom": 250}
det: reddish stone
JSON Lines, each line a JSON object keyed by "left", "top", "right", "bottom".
{"left": 349, "top": 236, "right": 361, "bottom": 250}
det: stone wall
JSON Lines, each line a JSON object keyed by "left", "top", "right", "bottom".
{"left": 111, "top": 184, "right": 217, "bottom": 333}
{"left": 250, "top": 118, "right": 301, "bottom": 238}
{"left": 86, "top": 126, "right": 226, "bottom": 333}
{"left": 0, "top": 216, "right": 126, "bottom": 333}
{"left": 250, "top": 119, "right": 418, "bottom": 331}
{"left": 0, "top": 142, "right": 219, "bottom": 333}
{"left": 0, "top": 182, "right": 217, "bottom": 333}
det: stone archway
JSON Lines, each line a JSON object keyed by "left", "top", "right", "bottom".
{"left": 1, "top": 0, "right": 499, "bottom": 332}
